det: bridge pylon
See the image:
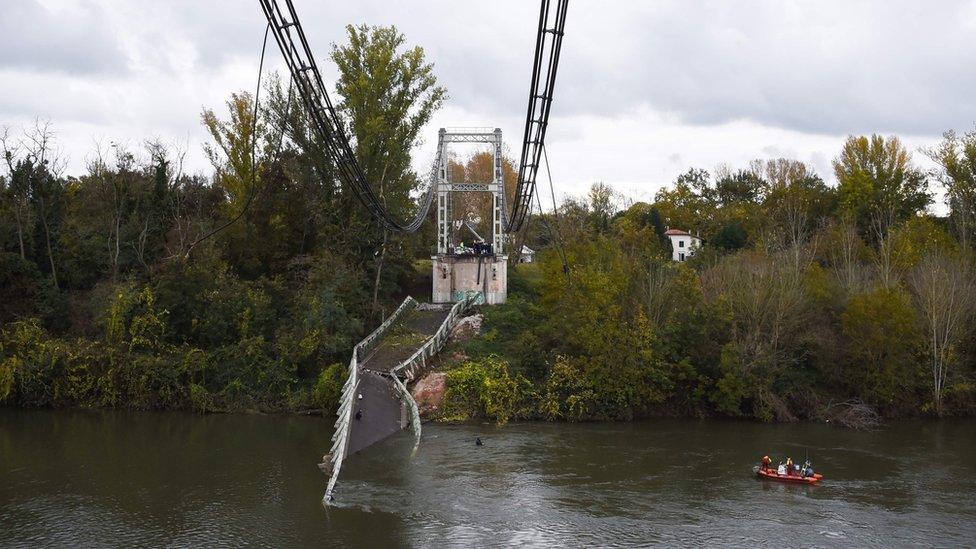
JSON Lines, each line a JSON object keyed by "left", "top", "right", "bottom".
{"left": 431, "top": 128, "right": 508, "bottom": 305}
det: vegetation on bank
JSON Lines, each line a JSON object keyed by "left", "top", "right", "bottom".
{"left": 441, "top": 133, "right": 976, "bottom": 424}
{"left": 2, "top": 22, "right": 975, "bottom": 424}
{"left": 0, "top": 25, "right": 441, "bottom": 413}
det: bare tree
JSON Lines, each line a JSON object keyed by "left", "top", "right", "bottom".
{"left": 85, "top": 140, "right": 130, "bottom": 283}
{"left": 827, "top": 217, "right": 865, "bottom": 293}
{"left": 871, "top": 202, "right": 898, "bottom": 288}
{"left": 644, "top": 262, "right": 681, "bottom": 326}
{"left": 701, "top": 251, "right": 812, "bottom": 377}
{"left": 909, "top": 254, "right": 976, "bottom": 415}
{"left": 754, "top": 159, "right": 819, "bottom": 273}
{"left": 0, "top": 127, "right": 30, "bottom": 259}
{"left": 20, "top": 120, "right": 66, "bottom": 289}
{"left": 925, "top": 129, "right": 976, "bottom": 250}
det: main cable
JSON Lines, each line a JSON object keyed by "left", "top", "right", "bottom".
{"left": 507, "top": 0, "right": 568, "bottom": 234}
{"left": 541, "top": 143, "right": 570, "bottom": 279}
{"left": 258, "top": 0, "right": 437, "bottom": 233}
{"left": 184, "top": 22, "right": 273, "bottom": 259}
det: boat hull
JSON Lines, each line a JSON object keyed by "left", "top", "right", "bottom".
{"left": 755, "top": 467, "right": 822, "bottom": 483}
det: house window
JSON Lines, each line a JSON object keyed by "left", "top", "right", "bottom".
{"left": 679, "top": 240, "right": 685, "bottom": 248}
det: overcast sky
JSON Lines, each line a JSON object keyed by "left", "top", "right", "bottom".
{"left": 3, "top": 0, "right": 976, "bottom": 211}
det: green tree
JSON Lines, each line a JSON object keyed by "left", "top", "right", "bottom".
{"left": 839, "top": 287, "right": 922, "bottom": 413}
{"left": 331, "top": 24, "right": 446, "bottom": 316}
{"left": 653, "top": 168, "right": 715, "bottom": 234}
{"left": 833, "top": 134, "right": 931, "bottom": 237}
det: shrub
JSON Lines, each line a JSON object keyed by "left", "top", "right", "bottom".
{"left": 313, "top": 362, "right": 346, "bottom": 413}
{"left": 441, "top": 355, "right": 535, "bottom": 424}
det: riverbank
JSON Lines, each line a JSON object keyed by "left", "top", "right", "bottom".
{"left": 3, "top": 261, "right": 975, "bottom": 422}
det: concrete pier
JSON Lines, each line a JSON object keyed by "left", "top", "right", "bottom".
{"left": 431, "top": 254, "right": 507, "bottom": 305}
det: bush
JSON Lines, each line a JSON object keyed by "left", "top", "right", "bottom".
{"left": 313, "top": 362, "right": 346, "bottom": 413}
{"left": 441, "top": 355, "right": 535, "bottom": 424}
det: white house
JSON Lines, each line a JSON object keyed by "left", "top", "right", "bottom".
{"left": 665, "top": 229, "right": 702, "bottom": 262}
{"left": 518, "top": 245, "right": 535, "bottom": 263}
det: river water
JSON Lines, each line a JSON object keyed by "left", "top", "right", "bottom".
{"left": 1, "top": 410, "right": 974, "bottom": 548}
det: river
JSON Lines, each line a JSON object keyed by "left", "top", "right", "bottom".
{"left": 1, "top": 410, "right": 974, "bottom": 547}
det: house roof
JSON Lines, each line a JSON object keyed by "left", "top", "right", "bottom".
{"left": 664, "top": 229, "right": 691, "bottom": 236}
{"left": 521, "top": 245, "right": 534, "bottom": 254}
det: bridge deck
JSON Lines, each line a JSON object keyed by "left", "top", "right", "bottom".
{"left": 346, "top": 306, "right": 451, "bottom": 457}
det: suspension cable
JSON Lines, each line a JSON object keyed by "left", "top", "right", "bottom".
{"left": 258, "top": 0, "right": 436, "bottom": 233}
{"left": 184, "top": 22, "right": 274, "bottom": 258}
{"left": 541, "top": 143, "right": 570, "bottom": 279}
{"left": 255, "top": 0, "right": 567, "bottom": 237}
{"left": 507, "top": 0, "right": 569, "bottom": 234}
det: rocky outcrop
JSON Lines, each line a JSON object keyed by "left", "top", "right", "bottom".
{"left": 411, "top": 372, "right": 447, "bottom": 417}
{"left": 449, "top": 313, "right": 483, "bottom": 343}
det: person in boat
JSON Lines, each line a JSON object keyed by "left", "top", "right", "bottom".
{"left": 785, "top": 457, "right": 794, "bottom": 476}
{"left": 803, "top": 460, "right": 814, "bottom": 478}
{"left": 761, "top": 455, "right": 771, "bottom": 472}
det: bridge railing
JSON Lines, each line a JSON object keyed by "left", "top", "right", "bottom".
{"left": 324, "top": 296, "right": 418, "bottom": 503}
{"left": 387, "top": 292, "right": 477, "bottom": 452}
{"left": 392, "top": 292, "right": 478, "bottom": 382}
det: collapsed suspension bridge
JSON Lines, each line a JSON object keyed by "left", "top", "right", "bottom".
{"left": 255, "top": 0, "right": 569, "bottom": 503}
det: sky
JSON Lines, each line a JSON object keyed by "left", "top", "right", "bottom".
{"left": 2, "top": 0, "right": 976, "bottom": 212}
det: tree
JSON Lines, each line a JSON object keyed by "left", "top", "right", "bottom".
{"left": 823, "top": 217, "right": 869, "bottom": 294}
{"left": 840, "top": 287, "right": 921, "bottom": 413}
{"left": 331, "top": 24, "right": 446, "bottom": 316}
{"left": 758, "top": 159, "right": 835, "bottom": 269}
{"left": 1, "top": 128, "right": 33, "bottom": 260}
{"left": 712, "top": 221, "right": 748, "bottom": 251}
{"left": 449, "top": 151, "right": 517, "bottom": 238}
{"left": 714, "top": 169, "right": 765, "bottom": 207}
{"left": 909, "top": 254, "right": 976, "bottom": 415}
{"left": 587, "top": 181, "right": 616, "bottom": 235}
{"left": 700, "top": 251, "right": 813, "bottom": 419}
{"left": 926, "top": 128, "right": 976, "bottom": 250}
{"left": 202, "top": 92, "right": 263, "bottom": 208}
{"left": 653, "top": 168, "right": 714, "bottom": 234}
{"left": 833, "top": 134, "right": 931, "bottom": 237}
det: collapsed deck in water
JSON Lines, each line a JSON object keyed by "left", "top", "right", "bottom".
{"left": 322, "top": 294, "right": 478, "bottom": 502}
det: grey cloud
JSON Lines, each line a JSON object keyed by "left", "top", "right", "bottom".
{"left": 3, "top": 0, "right": 975, "bottom": 180}
{"left": 0, "top": 1, "right": 128, "bottom": 76}
{"left": 554, "top": 0, "right": 976, "bottom": 136}
{"left": 8, "top": 0, "right": 974, "bottom": 137}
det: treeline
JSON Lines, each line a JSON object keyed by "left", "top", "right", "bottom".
{"left": 447, "top": 131, "right": 976, "bottom": 423}
{"left": 3, "top": 26, "right": 975, "bottom": 424}
{"left": 0, "top": 25, "right": 444, "bottom": 412}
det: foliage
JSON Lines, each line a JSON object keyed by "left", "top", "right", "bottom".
{"left": 1, "top": 22, "right": 975, "bottom": 426}
{"left": 313, "top": 362, "right": 346, "bottom": 414}
{"left": 839, "top": 287, "right": 923, "bottom": 414}
{"left": 441, "top": 355, "right": 535, "bottom": 425}
{"left": 453, "top": 155, "right": 976, "bottom": 421}
{"left": 0, "top": 26, "right": 446, "bottom": 414}
{"left": 833, "top": 134, "right": 931, "bottom": 236}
